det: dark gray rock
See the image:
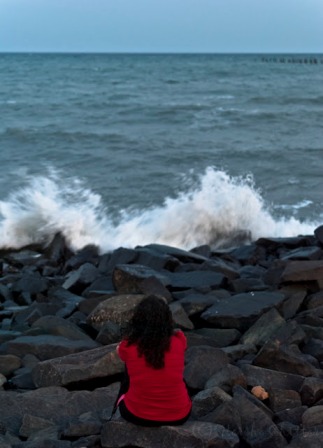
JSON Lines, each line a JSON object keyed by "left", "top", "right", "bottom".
{"left": 305, "top": 290, "right": 323, "bottom": 310}
{"left": 87, "top": 294, "right": 145, "bottom": 327}
{"left": 32, "top": 344, "right": 123, "bottom": 387}
{"left": 278, "top": 289, "right": 307, "bottom": 320}
{"left": 240, "top": 364, "right": 305, "bottom": 391}
{"left": 302, "top": 405, "right": 323, "bottom": 428}
{"left": 232, "top": 391, "right": 288, "bottom": 447}
{"left": 201, "top": 399, "right": 242, "bottom": 435}
{"left": 302, "top": 338, "right": 323, "bottom": 362}
{"left": 201, "top": 291, "right": 286, "bottom": 331}
{"left": 44, "top": 233, "right": 73, "bottom": 265}
{"left": 281, "top": 260, "right": 323, "bottom": 288}
{"left": 145, "top": 243, "right": 208, "bottom": 263}
{"left": 81, "top": 276, "right": 115, "bottom": 298}
{"left": 169, "top": 302, "right": 194, "bottom": 330}
{"left": 113, "top": 264, "right": 169, "bottom": 294}
{"left": 191, "top": 386, "right": 232, "bottom": 419}
{"left": 195, "top": 328, "right": 241, "bottom": 347}
{"left": 0, "top": 384, "right": 119, "bottom": 435}
{"left": 280, "top": 246, "right": 323, "bottom": 261}
{"left": 134, "top": 246, "right": 180, "bottom": 271}
{"left": 101, "top": 420, "right": 240, "bottom": 448}
{"left": 0, "top": 354, "right": 21, "bottom": 376}
{"left": 252, "top": 340, "right": 319, "bottom": 377}
{"left": 240, "top": 308, "right": 285, "bottom": 347}
{"left": 5, "top": 335, "right": 99, "bottom": 361}
{"left": 272, "top": 406, "right": 308, "bottom": 425}
{"left": 167, "top": 271, "right": 225, "bottom": 291}
{"left": 64, "top": 245, "right": 99, "bottom": 271}
{"left": 62, "top": 263, "right": 100, "bottom": 294}
{"left": 19, "top": 413, "right": 57, "bottom": 438}
{"left": 178, "top": 293, "right": 218, "bottom": 316}
{"left": 98, "top": 248, "right": 137, "bottom": 274}
{"left": 289, "top": 431, "right": 323, "bottom": 448}
{"left": 268, "top": 389, "right": 302, "bottom": 413}
{"left": 184, "top": 346, "right": 229, "bottom": 389}
{"left": 61, "top": 412, "right": 102, "bottom": 438}
{"left": 29, "top": 315, "right": 92, "bottom": 341}
{"left": 314, "top": 225, "right": 323, "bottom": 245}
{"left": 11, "top": 273, "right": 48, "bottom": 297}
{"left": 300, "top": 377, "right": 323, "bottom": 406}
{"left": 95, "top": 321, "right": 121, "bottom": 345}
{"left": 205, "top": 364, "right": 246, "bottom": 393}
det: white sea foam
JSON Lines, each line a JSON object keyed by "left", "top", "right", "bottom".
{"left": 0, "top": 168, "right": 318, "bottom": 253}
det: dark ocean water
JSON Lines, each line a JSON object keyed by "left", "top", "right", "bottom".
{"left": 0, "top": 53, "right": 322, "bottom": 252}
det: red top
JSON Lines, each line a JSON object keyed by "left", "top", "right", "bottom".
{"left": 118, "top": 330, "right": 192, "bottom": 421}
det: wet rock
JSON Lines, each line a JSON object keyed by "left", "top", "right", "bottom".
{"left": 274, "top": 406, "right": 308, "bottom": 426}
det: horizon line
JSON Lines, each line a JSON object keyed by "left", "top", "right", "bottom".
{"left": 1, "top": 50, "right": 323, "bottom": 56}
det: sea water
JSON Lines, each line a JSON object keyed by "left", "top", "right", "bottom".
{"left": 0, "top": 53, "right": 322, "bottom": 252}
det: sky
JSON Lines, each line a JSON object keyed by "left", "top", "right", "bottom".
{"left": 1, "top": 0, "right": 323, "bottom": 53}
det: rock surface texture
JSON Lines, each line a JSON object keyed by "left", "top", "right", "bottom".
{"left": 0, "top": 226, "right": 323, "bottom": 447}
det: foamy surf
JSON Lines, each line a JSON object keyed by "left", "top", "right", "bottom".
{"left": 0, "top": 168, "right": 318, "bottom": 253}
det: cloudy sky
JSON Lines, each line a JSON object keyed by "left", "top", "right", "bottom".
{"left": 1, "top": 0, "right": 323, "bottom": 53}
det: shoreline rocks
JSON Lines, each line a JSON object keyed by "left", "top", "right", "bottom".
{"left": 0, "top": 226, "right": 323, "bottom": 447}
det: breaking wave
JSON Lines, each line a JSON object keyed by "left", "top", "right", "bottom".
{"left": 0, "top": 168, "right": 318, "bottom": 253}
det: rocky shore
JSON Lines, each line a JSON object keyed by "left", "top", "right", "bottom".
{"left": 1, "top": 226, "right": 323, "bottom": 448}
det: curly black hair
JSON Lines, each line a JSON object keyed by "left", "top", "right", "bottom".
{"left": 122, "top": 295, "right": 174, "bottom": 369}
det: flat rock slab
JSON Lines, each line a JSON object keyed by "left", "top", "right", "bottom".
{"left": 32, "top": 344, "right": 123, "bottom": 387}
{"left": 101, "top": 420, "right": 240, "bottom": 448}
{"left": 167, "top": 271, "right": 225, "bottom": 290}
{"left": 281, "top": 260, "right": 323, "bottom": 287}
{"left": 5, "top": 335, "right": 99, "bottom": 361}
{"left": 201, "top": 292, "right": 285, "bottom": 331}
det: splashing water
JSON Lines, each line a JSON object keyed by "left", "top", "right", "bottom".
{"left": 0, "top": 168, "right": 318, "bottom": 253}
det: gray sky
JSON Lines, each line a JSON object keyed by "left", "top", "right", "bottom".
{"left": 1, "top": 0, "right": 323, "bottom": 53}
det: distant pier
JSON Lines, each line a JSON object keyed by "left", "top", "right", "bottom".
{"left": 260, "top": 56, "right": 323, "bottom": 64}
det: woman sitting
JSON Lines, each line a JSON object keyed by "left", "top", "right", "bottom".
{"left": 116, "top": 295, "right": 192, "bottom": 426}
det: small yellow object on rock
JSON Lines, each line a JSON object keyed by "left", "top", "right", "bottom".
{"left": 251, "top": 385, "right": 269, "bottom": 400}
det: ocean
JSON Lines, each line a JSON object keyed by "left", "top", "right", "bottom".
{"left": 0, "top": 53, "right": 322, "bottom": 253}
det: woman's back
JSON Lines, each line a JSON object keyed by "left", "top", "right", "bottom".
{"left": 118, "top": 330, "right": 191, "bottom": 422}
